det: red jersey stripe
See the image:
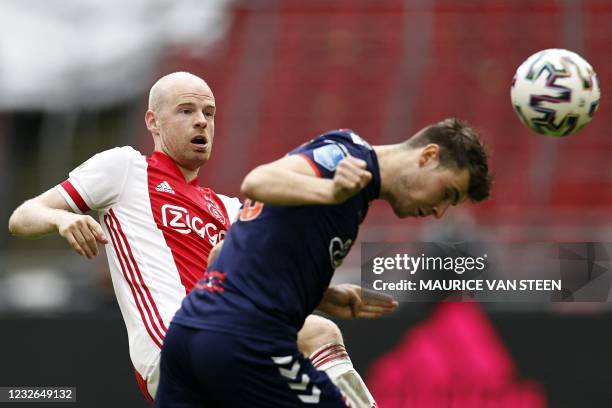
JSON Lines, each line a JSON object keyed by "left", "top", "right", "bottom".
{"left": 133, "top": 367, "right": 154, "bottom": 403}
{"left": 297, "top": 153, "right": 322, "bottom": 177}
{"left": 109, "top": 209, "right": 169, "bottom": 333}
{"left": 104, "top": 213, "right": 164, "bottom": 348}
{"left": 60, "top": 180, "right": 90, "bottom": 213}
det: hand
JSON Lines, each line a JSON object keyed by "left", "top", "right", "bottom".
{"left": 56, "top": 212, "right": 108, "bottom": 259}
{"left": 317, "top": 284, "right": 399, "bottom": 319}
{"left": 330, "top": 157, "right": 372, "bottom": 204}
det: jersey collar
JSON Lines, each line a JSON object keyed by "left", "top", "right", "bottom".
{"left": 150, "top": 151, "right": 199, "bottom": 186}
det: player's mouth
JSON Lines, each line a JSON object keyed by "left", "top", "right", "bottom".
{"left": 190, "top": 135, "right": 208, "bottom": 151}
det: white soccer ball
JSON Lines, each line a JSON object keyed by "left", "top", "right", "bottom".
{"left": 511, "top": 48, "right": 600, "bottom": 137}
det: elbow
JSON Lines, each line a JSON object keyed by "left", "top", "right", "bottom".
{"left": 240, "top": 167, "right": 263, "bottom": 198}
{"left": 8, "top": 208, "right": 21, "bottom": 236}
{"left": 240, "top": 176, "right": 253, "bottom": 198}
{"left": 8, "top": 202, "right": 32, "bottom": 237}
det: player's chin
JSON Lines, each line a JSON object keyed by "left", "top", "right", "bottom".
{"left": 182, "top": 155, "right": 209, "bottom": 171}
{"left": 190, "top": 149, "right": 211, "bottom": 162}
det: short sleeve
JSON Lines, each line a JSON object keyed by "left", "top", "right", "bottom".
{"left": 289, "top": 129, "right": 373, "bottom": 179}
{"left": 56, "top": 146, "right": 138, "bottom": 213}
{"left": 218, "top": 194, "right": 242, "bottom": 225}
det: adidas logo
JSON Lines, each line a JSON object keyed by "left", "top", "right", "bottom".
{"left": 156, "top": 181, "right": 175, "bottom": 194}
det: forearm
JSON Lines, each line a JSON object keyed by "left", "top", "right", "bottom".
{"left": 316, "top": 285, "right": 351, "bottom": 318}
{"left": 316, "top": 296, "right": 338, "bottom": 316}
{"left": 8, "top": 199, "right": 68, "bottom": 239}
{"left": 317, "top": 284, "right": 399, "bottom": 319}
{"left": 241, "top": 164, "right": 335, "bottom": 206}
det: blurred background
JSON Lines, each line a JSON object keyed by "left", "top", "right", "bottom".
{"left": 1, "top": 0, "right": 611, "bottom": 406}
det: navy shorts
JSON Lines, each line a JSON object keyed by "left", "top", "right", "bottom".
{"left": 155, "top": 323, "right": 347, "bottom": 407}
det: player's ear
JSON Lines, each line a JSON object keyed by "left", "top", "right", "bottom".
{"left": 145, "top": 110, "right": 159, "bottom": 134}
{"left": 418, "top": 144, "right": 440, "bottom": 167}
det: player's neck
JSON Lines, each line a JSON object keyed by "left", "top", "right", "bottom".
{"left": 373, "top": 144, "right": 400, "bottom": 201}
{"left": 177, "top": 165, "right": 199, "bottom": 184}
{"left": 153, "top": 144, "right": 200, "bottom": 183}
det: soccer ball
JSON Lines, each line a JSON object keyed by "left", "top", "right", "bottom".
{"left": 511, "top": 48, "right": 600, "bottom": 137}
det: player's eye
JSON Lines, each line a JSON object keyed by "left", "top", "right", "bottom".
{"left": 448, "top": 189, "right": 460, "bottom": 205}
{"left": 180, "top": 109, "right": 192, "bottom": 114}
{"left": 445, "top": 189, "right": 455, "bottom": 205}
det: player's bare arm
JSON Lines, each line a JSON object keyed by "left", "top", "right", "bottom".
{"left": 207, "top": 240, "right": 224, "bottom": 266}
{"left": 8, "top": 188, "right": 108, "bottom": 259}
{"left": 240, "top": 154, "right": 372, "bottom": 206}
{"left": 317, "top": 283, "right": 399, "bottom": 319}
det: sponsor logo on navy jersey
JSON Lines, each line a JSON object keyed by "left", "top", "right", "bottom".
{"left": 312, "top": 142, "right": 348, "bottom": 171}
{"left": 329, "top": 237, "right": 353, "bottom": 268}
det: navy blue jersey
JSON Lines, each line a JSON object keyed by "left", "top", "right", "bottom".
{"left": 173, "top": 130, "right": 381, "bottom": 341}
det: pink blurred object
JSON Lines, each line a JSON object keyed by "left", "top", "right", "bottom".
{"left": 367, "top": 303, "right": 547, "bottom": 407}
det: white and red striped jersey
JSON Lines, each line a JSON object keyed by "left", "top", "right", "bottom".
{"left": 56, "top": 147, "right": 241, "bottom": 394}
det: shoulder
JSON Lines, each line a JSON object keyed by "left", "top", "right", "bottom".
{"left": 94, "top": 146, "right": 142, "bottom": 161}
{"left": 295, "top": 129, "right": 373, "bottom": 155}
{"left": 290, "top": 129, "right": 373, "bottom": 171}
{"left": 75, "top": 146, "right": 142, "bottom": 170}
{"left": 317, "top": 129, "right": 372, "bottom": 150}
{"left": 217, "top": 194, "right": 242, "bottom": 221}
{"left": 216, "top": 194, "right": 241, "bottom": 208}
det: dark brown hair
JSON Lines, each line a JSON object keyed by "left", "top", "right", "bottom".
{"left": 407, "top": 118, "right": 492, "bottom": 202}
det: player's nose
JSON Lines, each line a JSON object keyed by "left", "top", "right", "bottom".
{"left": 432, "top": 201, "right": 450, "bottom": 219}
{"left": 194, "top": 112, "right": 208, "bottom": 129}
